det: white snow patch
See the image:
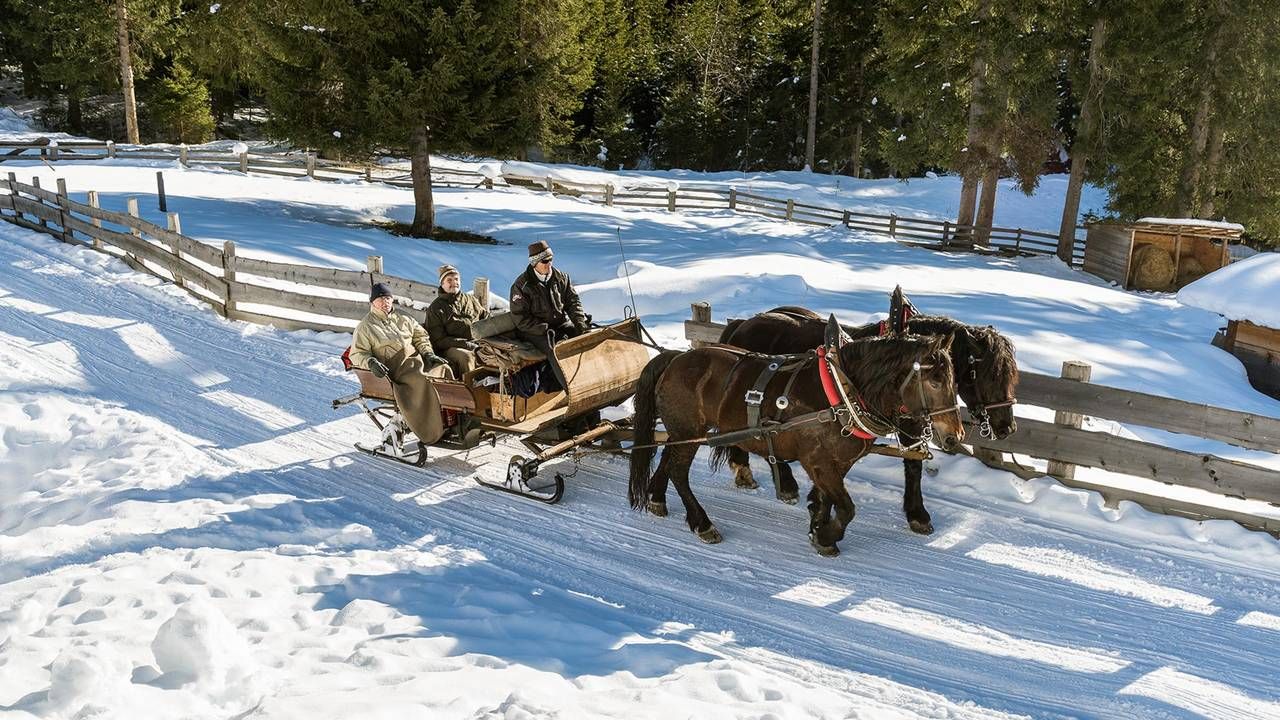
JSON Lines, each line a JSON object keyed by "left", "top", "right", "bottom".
{"left": 1119, "top": 667, "right": 1280, "bottom": 719}
{"left": 1178, "top": 251, "right": 1280, "bottom": 328}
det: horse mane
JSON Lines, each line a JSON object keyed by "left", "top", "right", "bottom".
{"left": 966, "top": 324, "right": 1019, "bottom": 398}
{"left": 839, "top": 334, "right": 943, "bottom": 412}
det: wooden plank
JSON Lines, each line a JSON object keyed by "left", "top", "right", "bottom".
{"left": 170, "top": 234, "right": 224, "bottom": 267}
{"left": 234, "top": 255, "right": 370, "bottom": 292}
{"left": 59, "top": 195, "right": 138, "bottom": 230}
{"left": 11, "top": 179, "right": 61, "bottom": 203}
{"left": 228, "top": 280, "right": 369, "bottom": 321}
{"left": 375, "top": 273, "right": 438, "bottom": 305}
{"left": 967, "top": 416, "right": 1280, "bottom": 504}
{"left": 685, "top": 319, "right": 727, "bottom": 345}
{"left": 11, "top": 195, "right": 63, "bottom": 224}
{"left": 734, "top": 191, "right": 789, "bottom": 205}
{"left": 3, "top": 214, "right": 60, "bottom": 238}
{"left": 227, "top": 308, "right": 354, "bottom": 335}
{"left": 1017, "top": 371, "right": 1280, "bottom": 453}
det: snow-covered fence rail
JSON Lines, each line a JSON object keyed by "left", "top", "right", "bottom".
{"left": 685, "top": 304, "right": 1280, "bottom": 534}
{"left": 0, "top": 139, "right": 1086, "bottom": 264}
{"left": 0, "top": 174, "right": 485, "bottom": 335}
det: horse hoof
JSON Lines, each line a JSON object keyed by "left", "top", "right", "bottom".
{"left": 809, "top": 539, "right": 840, "bottom": 557}
{"left": 778, "top": 492, "right": 799, "bottom": 505}
{"left": 697, "top": 526, "right": 723, "bottom": 544}
{"left": 733, "top": 472, "right": 759, "bottom": 490}
{"left": 909, "top": 519, "right": 935, "bottom": 535}
{"left": 646, "top": 501, "right": 668, "bottom": 517}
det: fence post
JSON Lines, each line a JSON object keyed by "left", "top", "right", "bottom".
{"left": 55, "top": 178, "right": 69, "bottom": 243}
{"left": 604, "top": 183, "right": 614, "bottom": 206}
{"left": 1014, "top": 228, "right": 1023, "bottom": 253}
{"left": 238, "top": 151, "right": 248, "bottom": 173}
{"left": 841, "top": 210, "right": 851, "bottom": 227}
{"left": 31, "top": 176, "right": 49, "bottom": 230}
{"left": 1046, "top": 361, "right": 1092, "bottom": 481}
{"left": 544, "top": 177, "right": 554, "bottom": 193}
{"left": 941, "top": 220, "right": 951, "bottom": 245}
{"left": 6, "top": 172, "right": 20, "bottom": 224}
{"left": 306, "top": 153, "right": 316, "bottom": 178}
{"left": 690, "top": 302, "right": 712, "bottom": 349}
{"left": 222, "top": 240, "right": 237, "bottom": 318}
{"left": 889, "top": 214, "right": 898, "bottom": 237}
{"left": 728, "top": 187, "right": 737, "bottom": 211}
{"left": 167, "top": 212, "right": 185, "bottom": 289}
{"left": 179, "top": 144, "right": 189, "bottom": 166}
{"left": 365, "top": 166, "right": 373, "bottom": 183}
{"left": 126, "top": 197, "right": 141, "bottom": 237}
{"left": 87, "top": 190, "right": 103, "bottom": 250}
{"left": 50, "top": 143, "right": 59, "bottom": 162}
{"left": 473, "top": 277, "right": 489, "bottom": 308}
{"left": 367, "top": 254, "right": 383, "bottom": 277}
{"left": 667, "top": 188, "right": 677, "bottom": 212}
{"left": 483, "top": 176, "right": 493, "bottom": 190}
{"left": 156, "top": 171, "right": 167, "bottom": 212}
{"left": 106, "top": 140, "right": 116, "bottom": 159}
{"left": 786, "top": 198, "right": 795, "bottom": 222}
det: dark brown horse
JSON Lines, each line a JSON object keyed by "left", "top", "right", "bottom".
{"left": 628, "top": 332, "right": 963, "bottom": 555}
{"left": 719, "top": 306, "right": 1018, "bottom": 534}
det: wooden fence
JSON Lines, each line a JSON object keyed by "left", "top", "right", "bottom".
{"left": 0, "top": 173, "right": 486, "bottom": 332}
{"left": 0, "top": 139, "right": 1088, "bottom": 265}
{"left": 684, "top": 304, "right": 1280, "bottom": 535}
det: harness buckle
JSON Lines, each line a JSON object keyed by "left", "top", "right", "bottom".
{"left": 775, "top": 396, "right": 789, "bottom": 410}
{"left": 745, "top": 389, "right": 765, "bottom": 405}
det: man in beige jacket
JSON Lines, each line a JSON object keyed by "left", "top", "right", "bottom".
{"left": 350, "top": 283, "right": 454, "bottom": 445}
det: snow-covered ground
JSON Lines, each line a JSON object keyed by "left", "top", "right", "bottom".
{"left": 3, "top": 127, "right": 1280, "bottom": 719}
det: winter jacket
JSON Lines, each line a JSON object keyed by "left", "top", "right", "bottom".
{"left": 349, "top": 307, "right": 435, "bottom": 371}
{"left": 425, "top": 291, "right": 490, "bottom": 351}
{"left": 509, "top": 265, "right": 587, "bottom": 338}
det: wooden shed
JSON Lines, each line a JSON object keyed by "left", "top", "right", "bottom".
{"left": 1083, "top": 218, "right": 1242, "bottom": 291}
{"left": 1178, "top": 252, "right": 1280, "bottom": 400}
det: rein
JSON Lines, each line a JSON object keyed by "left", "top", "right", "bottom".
{"left": 963, "top": 352, "right": 1017, "bottom": 438}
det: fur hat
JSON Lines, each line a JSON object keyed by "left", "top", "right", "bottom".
{"left": 438, "top": 264, "right": 459, "bottom": 286}
{"left": 527, "top": 240, "right": 553, "bottom": 265}
{"left": 369, "top": 282, "right": 393, "bottom": 301}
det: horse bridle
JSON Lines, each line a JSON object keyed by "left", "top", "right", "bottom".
{"left": 824, "top": 344, "right": 961, "bottom": 451}
{"left": 963, "top": 352, "right": 1017, "bottom": 439}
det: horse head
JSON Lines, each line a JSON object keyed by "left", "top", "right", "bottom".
{"left": 959, "top": 326, "right": 1019, "bottom": 439}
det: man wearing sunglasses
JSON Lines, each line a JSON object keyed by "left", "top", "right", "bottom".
{"left": 509, "top": 240, "right": 590, "bottom": 390}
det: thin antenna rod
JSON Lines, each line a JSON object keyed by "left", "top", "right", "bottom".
{"left": 616, "top": 225, "right": 639, "bottom": 317}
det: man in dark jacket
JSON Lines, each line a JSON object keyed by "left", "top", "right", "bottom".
{"left": 426, "top": 264, "right": 489, "bottom": 377}
{"left": 510, "top": 240, "right": 590, "bottom": 390}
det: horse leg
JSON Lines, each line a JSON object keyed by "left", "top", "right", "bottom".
{"left": 902, "top": 455, "right": 934, "bottom": 535}
{"left": 728, "top": 446, "right": 758, "bottom": 490}
{"left": 668, "top": 444, "right": 721, "bottom": 543}
{"left": 803, "top": 462, "right": 856, "bottom": 556}
{"left": 774, "top": 461, "right": 800, "bottom": 505}
{"left": 806, "top": 485, "right": 833, "bottom": 538}
{"left": 646, "top": 449, "right": 671, "bottom": 517}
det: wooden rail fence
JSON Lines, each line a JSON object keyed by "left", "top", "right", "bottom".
{"left": 684, "top": 304, "right": 1280, "bottom": 534}
{"left": 0, "top": 173, "right": 489, "bottom": 332}
{"left": 0, "top": 139, "right": 1088, "bottom": 265}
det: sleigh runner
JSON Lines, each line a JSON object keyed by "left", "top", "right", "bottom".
{"left": 332, "top": 316, "right": 651, "bottom": 502}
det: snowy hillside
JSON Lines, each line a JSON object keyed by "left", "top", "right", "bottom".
{"left": 3, "top": 132, "right": 1280, "bottom": 719}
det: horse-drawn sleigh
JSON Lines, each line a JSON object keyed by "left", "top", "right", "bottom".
{"left": 331, "top": 290, "right": 1019, "bottom": 555}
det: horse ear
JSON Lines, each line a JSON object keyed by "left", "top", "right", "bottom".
{"left": 825, "top": 313, "right": 841, "bottom": 349}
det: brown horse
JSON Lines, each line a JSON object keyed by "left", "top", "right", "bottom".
{"left": 628, "top": 331, "right": 963, "bottom": 555}
{"left": 719, "top": 306, "right": 1019, "bottom": 534}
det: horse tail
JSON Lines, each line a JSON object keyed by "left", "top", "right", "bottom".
{"left": 629, "top": 350, "right": 682, "bottom": 509}
{"left": 718, "top": 318, "right": 745, "bottom": 345}
{"left": 709, "top": 446, "right": 730, "bottom": 473}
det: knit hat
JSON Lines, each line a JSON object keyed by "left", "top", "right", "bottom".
{"left": 528, "top": 240, "right": 553, "bottom": 265}
{"left": 370, "top": 282, "right": 393, "bottom": 301}
{"left": 438, "top": 264, "right": 459, "bottom": 286}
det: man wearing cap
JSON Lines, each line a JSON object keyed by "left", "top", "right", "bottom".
{"left": 510, "top": 240, "right": 590, "bottom": 389}
{"left": 349, "top": 282, "right": 454, "bottom": 445}
{"left": 426, "top": 264, "right": 489, "bottom": 378}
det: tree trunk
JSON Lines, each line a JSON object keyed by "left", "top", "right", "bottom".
{"left": 67, "top": 88, "right": 84, "bottom": 134}
{"left": 955, "top": 0, "right": 993, "bottom": 246}
{"left": 1058, "top": 17, "right": 1106, "bottom": 263}
{"left": 975, "top": 156, "right": 1000, "bottom": 244}
{"left": 851, "top": 122, "right": 863, "bottom": 178}
{"left": 1174, "top": 9, "right": 1224, "bottom": 217}
{"left": 410, "top": 125, "right": 435, "bottom": 237}
{"left": 115, "top": 0, "right": 140, "bottom": 144}
{"left": 1197, "top": 123, "right": 1226, "bottom": 218}
{"left": 804, "top": 0, "right": 822, "bottom": 170}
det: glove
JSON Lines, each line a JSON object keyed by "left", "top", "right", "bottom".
{"left": 424, "top": 353, "right": 447, "bottom": 367}
{"left": 573, "top": 321, "right": 590, "bottom": 335}
{"left": 368, "top": 358, "right": 390, "bottom": 378}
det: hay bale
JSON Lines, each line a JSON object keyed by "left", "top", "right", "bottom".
{"left": 1176, "top": 256, "right": 1207, "bottom": 287}
{"left": 1130, "top": 243, "right": 1176, "bottom": 290}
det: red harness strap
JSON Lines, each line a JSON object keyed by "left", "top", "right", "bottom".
{"left": 816, "top": 346, "right": 875, "bottom": 440}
